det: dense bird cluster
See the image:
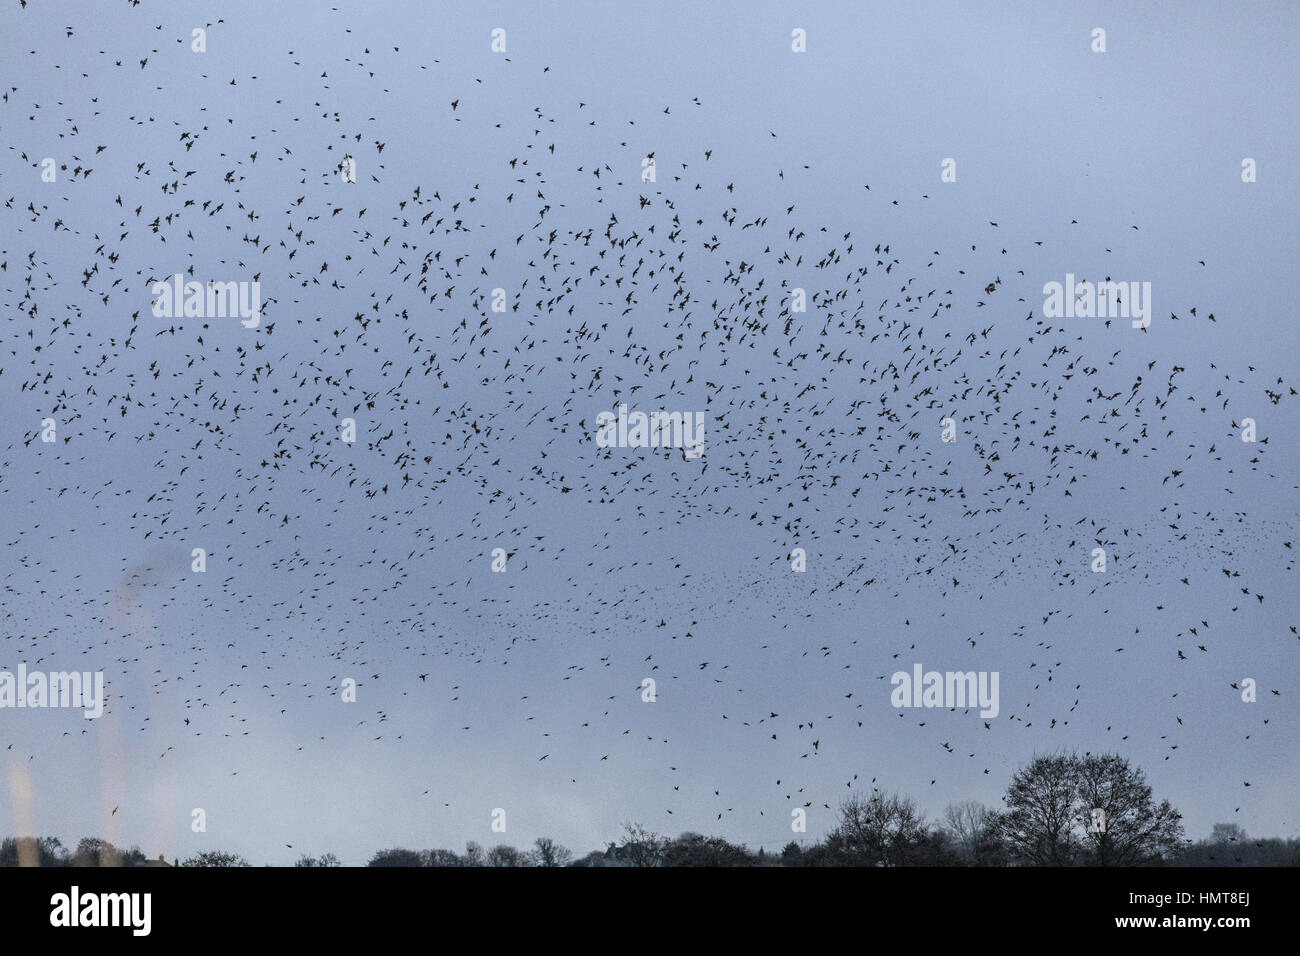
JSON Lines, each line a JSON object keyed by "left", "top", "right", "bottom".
{"left": 0, "top": 8, "right": 1293, "bottom": 853}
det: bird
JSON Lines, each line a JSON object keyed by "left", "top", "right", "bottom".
{"left": 0, "top": 20, "right": 1284, "bottom": 865}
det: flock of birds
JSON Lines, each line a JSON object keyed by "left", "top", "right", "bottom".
{"left": 0, "top": 9, "right": 1294, "bottom": 855}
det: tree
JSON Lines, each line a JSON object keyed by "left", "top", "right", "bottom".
{"left": 181, "top": 850, "right": 250, "bottom": 867}
{"left": 943, "top": 801, "right": 1006, "bottom": 865}
{"left": 781, "top": 841, "right": 803, "bottom": 865}
{"left": 461, "top": 841, "right": 486, "bottom": 867}
{"left": 620, "top": 822, "right": 667, "bottom": 867}
{"left": 118, "top": 847, "right": 150, "bottom": 867}
{"left": 909, "top": 826, "right": 965, "bottom": 866}
{"left": 366, "top": 848, "right": 422, "bottom": 867}
{"left": 294, "top": 852, "right": 341, "bottom": 867}
{"left": 1210, "top": 823, "right": 1246, "bottom": 846}
{"left": 997, "top": 754, "right": 1081, "bottom": 865}
{"left": 1074, "top": 753, "right": 1183, "bottom": 865}
{"left": 794, "top": 841, "right": 840, "bottom": 867}
{"left": 830, "top": 791, "right": 929, "bottom": 866}
{"left": 486, "top": 844, "right": 528, "bottom": 867}
{"left": 571, "top": 849, "right": 615, "bottom": 867}
{"left": 0, "top": 836, "right": 68, "bottom": 867}
{"left": 73, "top": 837, "right": 122, "bottom": 867}
{"left": 1174, "top": 834, "right": 1299, "bottom": 867}
{"left": 998, "top": 752, "right": 1184, "bottom": 866}
{"left": 662, "top": 832, "right": 756, "bottom": 867}
{"left": 531, "top": 837, "right": 573, "bottom": 867}
{"left": 423, "top": 848, "right": 461, "bottom": 867}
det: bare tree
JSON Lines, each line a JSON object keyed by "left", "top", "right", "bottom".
{"left": 73, "top": 837, "right": 122, "bottom": 867}
{"left": 0, "top": 837, "right": 69, "bottom": 867}
{"left": 181, "top": 850, "right": 251, "bottom": 867}
{"left": 997, "top": 752, "right": 1183, "bottom": 866}
{"left": 662, "top": 832, "right": 755, "bottom": 866}
{"left": 367, "top": 848, "right": 423, "bottom": 867}
{"left": 996, "top": 754, "right": 1080, "bottom": 865}
{"left": 1074, "top": 753, "right": 1183, "bottom": 865}
{"left": 486, "top": 844, "right": 528, "bottom": 867}
{"left": 1210, "top": 823, "right": 1246, "bottom": 845}
{"left": 943, "top": 801, "right": 1003, "bottom": 864}
{"left": 461, "top": 841, "right": 486, "bottom": 867}
{"left": 620, "top": 822, "right": 666, "bottom": 867}
{"left": 531, "top": 837, "right": 573, "bottom": 867}
{"left": 832, "top": 791, "right": 928, "bottom": 866}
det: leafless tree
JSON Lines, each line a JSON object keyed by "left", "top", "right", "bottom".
{"left": 943, "top": 801, "right": 1001, "bottom": 863}
{"left": 486, "top": 844, "right": 528, "bottom": 867}
{"left": 1210, "top": 823, "right": 1246, "bottom": 845}
{"left": 461, "top": 841, "right": 486, "bottom": 866}
{"left": 621, "top": 822, "right": 667, "bottom": 867}
{"left": 996, "top": 753, "right": 1080, "bottom": 865}
{"left": 531, "top": 837, "right": 573, "bottom": 867}
{"left": 1074, "top": 753, "right": 1183, "bottom": 865}
{"left": 833, "top": 791, "right": 928, "bottom": 866}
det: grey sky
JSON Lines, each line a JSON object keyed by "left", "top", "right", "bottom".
{"left": 1, "top": 1, "right": 1296, "bottom": 864}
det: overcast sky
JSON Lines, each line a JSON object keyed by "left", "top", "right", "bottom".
{"left": 1, "top": 1, "right": 1296, "bottom": 864}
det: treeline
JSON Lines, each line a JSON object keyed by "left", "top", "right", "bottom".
{"left": 0, "top": 837, "right": 170, "bottom": 868}
{"left": 5, "top": 753, "right": 1297, "bottom": 867}
{"left": 337, "top": 754, "right": 1298, "bottom": 866}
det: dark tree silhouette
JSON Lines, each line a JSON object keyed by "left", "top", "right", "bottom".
{"left": 1211, "top": 823, "right": 1246, "bottom": 846}
{"left": 781, "top": 841, "right": 803, "bottom": 865}
{"left": 424, "top": 848, "right": 461, "bottom": 867}
{"left": 944, "top": 801, "right": 1007, "bottom": 865}
{"left": 0, "top": 836, "right": 68, "bottom": 867}
{"left": 825, "top": 791, "right": 930, "bottom": 866}
{"left": 997, "top": 754, "right": 1082, "bottom": 865}
{"left": 486, "top": 844, "right": 528, "bottom": 867}
{"left": 181, "top": 850, "right": 251, "bottom": 867}
{"left": 71, "top": 837, "right": 149, "bottom": 867}
{"left": 619, "top": 823, "right": 667, "bottom": 867}
{"left": 1074, "top": 753, "right": 1183, "bottom": 865}
{"left": 531, "top": 837, "right": 573, "bottom": 867}
{"left": 662, "top": 832, "right": 755, "bottom": 867}
{"left": 367, "top": 848, "right": 423, "bottom": 867}
{"left": 1174, "top": 831, "right": 1299, "bottom": 866}
{"left": 997, "top": 752, "right": 1184, "bottom": 866}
